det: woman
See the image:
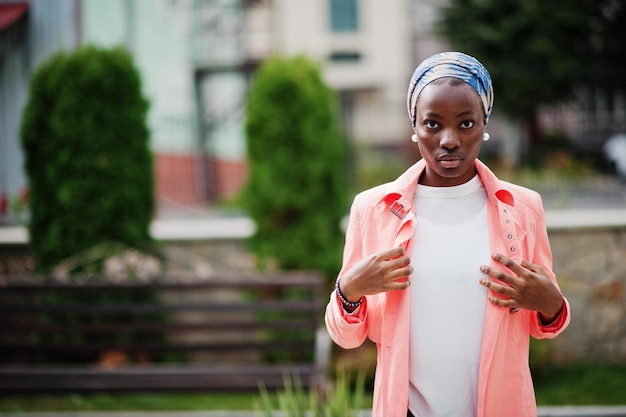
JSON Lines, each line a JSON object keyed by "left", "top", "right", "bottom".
{"left": 325, "top": 52, "right": 570, "bottom": 417}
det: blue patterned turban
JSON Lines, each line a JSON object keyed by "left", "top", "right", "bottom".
{"left": 407, "top": 52, "right": 494, "bottom": 127}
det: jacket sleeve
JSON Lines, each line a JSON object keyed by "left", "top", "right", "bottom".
{"left": 324, "top": 196, "right": 370, "bottom": 349}
{"left": 325, "top": 292, "right": 369, "bottom": 349}
{"left": 528, "top": 194, "right": 571, "bottom": 339}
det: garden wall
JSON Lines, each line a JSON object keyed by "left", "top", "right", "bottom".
{"left": 547, "top": 223, "right": 626, "bottom": 363}
{"left": 1, "top": 211, "right": 625, "bottom": 364}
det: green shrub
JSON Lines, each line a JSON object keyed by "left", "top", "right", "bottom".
{"left": 18, "top": 45, "right": 159, "bottom": 364}
{"left": 242, "top": 55, "right": 347, "bottom": 281}
{"left": 20, "top": 45, "right": 155, "bottom": 272}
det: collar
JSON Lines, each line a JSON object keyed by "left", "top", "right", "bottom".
{"left": 378, "top": 159, "right": 515, "bottom": 217}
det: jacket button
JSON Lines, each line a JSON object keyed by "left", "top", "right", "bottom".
{"left": 510, "top": 247, "right": 516, "bottom": 253}
{"left": 507, "top": 234, "right": 513, "bottom": 239}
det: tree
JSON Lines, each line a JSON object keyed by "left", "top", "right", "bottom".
{"left": 438, "top": 0, "right": 626, "bottom": 146}
{"left": 242, "top": 55, "right": 346, "bottom": 281}
{"left": 20, "top": 45, "right": 155, "bottom": 272}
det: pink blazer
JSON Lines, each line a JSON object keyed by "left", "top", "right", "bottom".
{"left": 325, "top": 159, "right": 570, "bottom": 417}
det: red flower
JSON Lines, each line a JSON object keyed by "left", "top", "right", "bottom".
{"left": 0, "top": 190, "right": 8, "bottom": 215}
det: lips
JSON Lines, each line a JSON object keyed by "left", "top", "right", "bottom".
{"left": 437, "top": 153, "right": 463, "bottom": 168}
{"left": 437, "top": 153, "right": 463, "bottom": 161}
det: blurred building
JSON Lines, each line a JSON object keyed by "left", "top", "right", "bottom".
{"left": 187, "top": 0, "right": 423, "bottom": 204}
{"left": 0, "top": 0, "right": 80, "bottom": 220}
{"left": 11, "top": 0, "right": 620, "bottom": 211}
{"left": 1, "top": 0, "right": 432, "bottom": 209}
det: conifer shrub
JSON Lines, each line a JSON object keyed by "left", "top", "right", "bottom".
{"left": 242, "top": 55, "right": 346, "bottom": 282}
{"left": 19, "top": 46, "right": 160, "bottom": 365}
{"left": 20, "top": 45, "right": 155, "bottom": 272}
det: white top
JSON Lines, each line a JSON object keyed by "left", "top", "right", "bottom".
{"left": 408, "top": 175, "right": 490, "bottom": 417}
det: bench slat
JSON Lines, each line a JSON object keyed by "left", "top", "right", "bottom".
{"left": 0, "top": 319, "right": 318, "bottom": 334}
{"left": 0, "top": 272, "right": 330, "bottom": 393}
{"left": 0, "top": 363, "right": 315, "bottom": 391}
{"left": 0, "top": 300, "right": 318, "bottom": 314}
{"left": 0, "top": 340, "right": 314, "bottom": 354}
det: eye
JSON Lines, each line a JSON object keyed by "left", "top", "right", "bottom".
{"left": 424, "top": 120, "right": 438, "bottom": 129}
{"left": 460, "top": 120, "right": 475, "bottom": 129}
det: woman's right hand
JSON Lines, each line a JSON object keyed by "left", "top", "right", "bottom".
{"left": 338, "top": 247, "right": 413, "bottom": 302}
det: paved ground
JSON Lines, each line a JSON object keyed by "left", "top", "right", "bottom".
{"left": 4, "top": 406, "right": 626, "bottom": 417}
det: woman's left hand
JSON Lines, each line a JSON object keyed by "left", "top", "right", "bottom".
{"left": 479, "top": 253, "right": 564, "bottom": 323}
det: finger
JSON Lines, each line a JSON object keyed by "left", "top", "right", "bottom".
{"left": 375, "top": 246, "right": 405, "bottom": 261}
{"left": 387, "top": 255, "right": 411, "bottom": 270}
{"left": 391, "top": 265, "right": 413, "bottom": 279}
{"left": 390, "top": 278, "right": 411, "bottom": 290}
{"left": 521, "top": 260, "right": 546, "bottom": 276}
{"left": 479, "top": 278, "right": 515, "bottom": 297}
{"left": 488, "top": 295, "right": 517, "bottom": 309}
{"left": 521, "top": 260, "right": 536, "bottom": 272}
{"left": 492, "top": 253, "right": 527, "bottom": 277}
{"left": 480, "top": 264, "right": 517, "bottom": 286}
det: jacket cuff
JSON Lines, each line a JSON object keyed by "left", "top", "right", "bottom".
{"left": 538, "top": 298, "right": 569, "bottom": 333}
{"left": 334, "top": 291, "right": 367, "bottom": 323}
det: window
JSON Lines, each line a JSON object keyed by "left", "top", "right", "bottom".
{"left": 330, "top": 0, "right": 358, "bottom": 32}
{"left": 329, "top": 51, "right": 361, "bottom": 62}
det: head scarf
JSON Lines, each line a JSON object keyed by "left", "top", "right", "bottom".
{"left": 407, "top": 51, "right": 494, "bottom": 127}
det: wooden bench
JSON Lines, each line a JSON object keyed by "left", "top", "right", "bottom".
{"left": 0, "top": 272, "right": 330, "bottom": 393}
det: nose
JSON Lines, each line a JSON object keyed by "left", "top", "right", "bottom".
{"left": 439, "top": 129, "right": 460, "bottom": 149}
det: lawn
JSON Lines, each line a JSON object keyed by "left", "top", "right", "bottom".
{"left": 0, "top": 392, "right": 265, "bottom": 412}
{"left": 533, "top": 362, "right": 626, "bottom": 405}
{"left": 1, "top": 363, "right": 625, "bottom": 412}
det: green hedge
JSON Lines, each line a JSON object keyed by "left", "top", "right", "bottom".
{"left": 20, "top": 45, "right": 154, "bottom": 272}
{"left": 242, "top": 55, "right": 347, "bottom": 281}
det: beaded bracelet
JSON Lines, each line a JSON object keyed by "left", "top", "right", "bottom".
{"left": 335, "top": 279, "right": 364, "bottom": 309}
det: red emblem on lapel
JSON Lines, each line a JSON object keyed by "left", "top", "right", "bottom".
{"left": 390, "top": 200, "right": 407, "bottom": 219}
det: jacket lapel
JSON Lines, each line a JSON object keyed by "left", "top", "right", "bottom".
{"left": 377, "top": 161, "right": 424, "bottom": 250}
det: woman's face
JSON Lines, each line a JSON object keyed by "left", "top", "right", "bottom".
{"left": 413, "top": 79, "right": 486, "bottom": 187}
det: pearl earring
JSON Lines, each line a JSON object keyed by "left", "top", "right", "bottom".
{"left": 411, "top": 134, "right": 418, "bottom": 143}
{"left": 483, "top": 132, "right": 490, "bottom": 142}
